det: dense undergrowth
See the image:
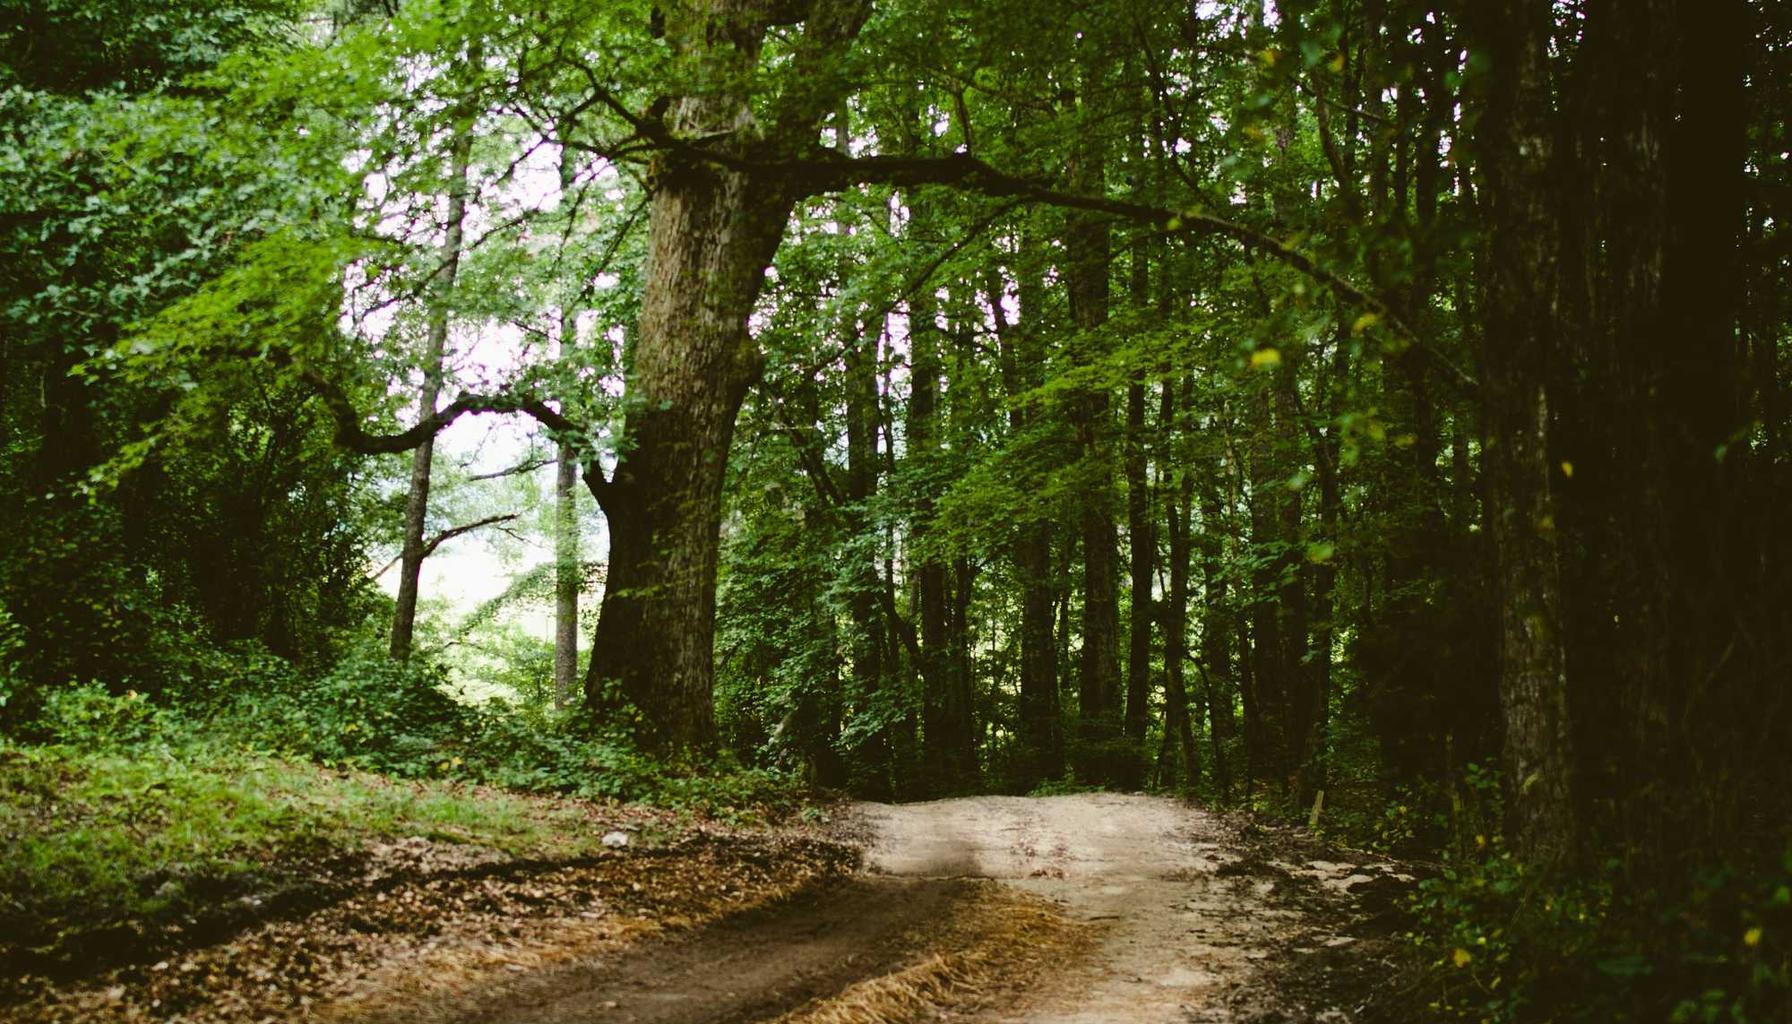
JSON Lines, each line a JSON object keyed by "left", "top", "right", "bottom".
{"left": 1244, "top": 737, "right": 1792, "bottom": 1024}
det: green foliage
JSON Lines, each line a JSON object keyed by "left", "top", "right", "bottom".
{"left": 23, "top": 646, "right": 808, "bottom": 817}
{"left": 0, "top": 0, "right": 380, "bottom": 715}
{"left": 1409, "top": 843, "right": 1616, "bottom": 1021}
{"left": 1407, "top": 770, "right": 1792, "bottom": 1023}
{"left": 0, "top": 604, "right": 20, "bottom": 712}
{"left": 34, "top": 683, "right": 171, "bottom": 749}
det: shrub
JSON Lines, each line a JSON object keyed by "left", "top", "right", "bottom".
{"left": 1408, "top": 818, "right": 1792, "bottom": 1022}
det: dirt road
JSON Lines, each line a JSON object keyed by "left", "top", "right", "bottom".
{"left": 406, "top": 794, "right": 1401, "bottom": 1024}
{"left": 858, "top": 793, "right": 1403, "bottom": 1022}
{"left": 393, "top": 794, "right": 1404, "bottom": 1023}
{"left": 8, "top": 794, "right": 1406, "bottom": 1024}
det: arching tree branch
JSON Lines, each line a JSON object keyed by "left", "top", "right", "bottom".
{"left": 304, "top": 368, "right": 584, "bottom": 455}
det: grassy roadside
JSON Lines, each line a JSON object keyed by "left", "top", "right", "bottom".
{"left": 0, "top": 740, "right": 692, "bottom": 976}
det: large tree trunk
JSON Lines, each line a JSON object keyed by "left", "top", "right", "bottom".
{"left": 391, "top": 126, "right": 471, "bottom": 660}
{"left": 1562, "top": 0, "right": 1754, "bottom": 877}
{"left": 583, "top": 156, "right": 786, "bottom": 748}
{"left": 1648, "top": 0, "right": 1751, "bottom": 868}
{"left": 580, "top": 0, "right": 870, "bottom": 752}
{"left": 1471, "top": 0, "right": 1578, "bottom": 872}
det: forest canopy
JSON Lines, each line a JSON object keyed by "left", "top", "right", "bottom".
{"left": 1, "top": 0, "right": 1788, "bottom": 1020}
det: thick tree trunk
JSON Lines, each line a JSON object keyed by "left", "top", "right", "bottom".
{"left": 584, "top": 147, "right": 789, "bottom": 746}
{"left": 1472, "top": 0, "right": 1578, "bottom": 872}
{"left": 1653, "top": 0, "right": 1754, "bottom": 863}
{"left": 391, "top": 127, "right": 471, "bottom": 660}
{"left": 580, "top": 0, "right": 872, "bottom": 752}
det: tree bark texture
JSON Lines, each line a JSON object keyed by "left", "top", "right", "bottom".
{"left": 583, "top": 0, "right": 873, "bottom": 751}
{"left": 1471, "top": 0, "right": 1578, "bottom": 872}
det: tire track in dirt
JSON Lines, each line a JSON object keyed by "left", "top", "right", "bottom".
{"left": 357, "top": 877, "right": 985, "bottom": 1024}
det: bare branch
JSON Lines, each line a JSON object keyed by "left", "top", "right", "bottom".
{"left": 421, "top": 513, "right": 522, "bottom": 559}
{"left": 466, "top": 456, "right": 557, "bottom": 481}
{"left": 367, "top": 513, "right": 523, "bottom": 581}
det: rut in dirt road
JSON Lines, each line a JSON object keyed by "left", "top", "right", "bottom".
{"left": 354, "top": 877, "right": 988, "bottom": 1024}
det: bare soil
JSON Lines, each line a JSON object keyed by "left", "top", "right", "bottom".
{"left": 858, "top": 793, "right": 1415, "bottom": 1023}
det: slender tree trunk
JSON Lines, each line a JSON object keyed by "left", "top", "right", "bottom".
{"left": 833, "top": 102, "right": 891, "bottom": 796}
{"left": 1065, "top": 111, "right": 1121, "bottom": 785}
{"left": 1299, "top": 334, "right": 1350, "bottom": 808}
{"left": 907, "top": 226, "right": 974, "bottom": 793}
{"left": 1235, "top": 610, "right": 1259, "bottom": 801}
{"left": 1198, "top": 480, "right": 1235, "bottom": 804}
{"left": 553, "top": 147, "right": 581, "bottom": 708}
{"left": 991, "top": 251, "right": 1062, "bottom": 787}
{"left": 553, "top": 424, "right": 580, "bottom": 703}
{"left": 844, "top": 258, "right": 890, "bottom": 793}
{"left": 1056, "top": 533, "right": 1077, "bottom": 732}
{"left": 1159, "top": 379, "right": 1198, "bottom": 791}
{"left": 391, "top": 126, "right": 472, "bottom": 660}
{"left": 1122, "top": 235, "right": 1155, "bottom": 769}
{"left": 1246, "top": 375, "right": 1294, "bottom": 791}
{"left": 1272, "top": 365, "right": 1311, "bottom": 790}
{"left": 1124, "top": 381, "right": 1154, "bottom": 748}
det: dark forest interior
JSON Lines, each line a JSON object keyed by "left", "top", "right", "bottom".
{"left": 2, "top": 1, "right": 1789, "bottom": 1021}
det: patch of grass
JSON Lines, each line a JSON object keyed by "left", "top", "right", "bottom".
{"left": 0, "top": 739, "right": 630, "bottom": 959}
